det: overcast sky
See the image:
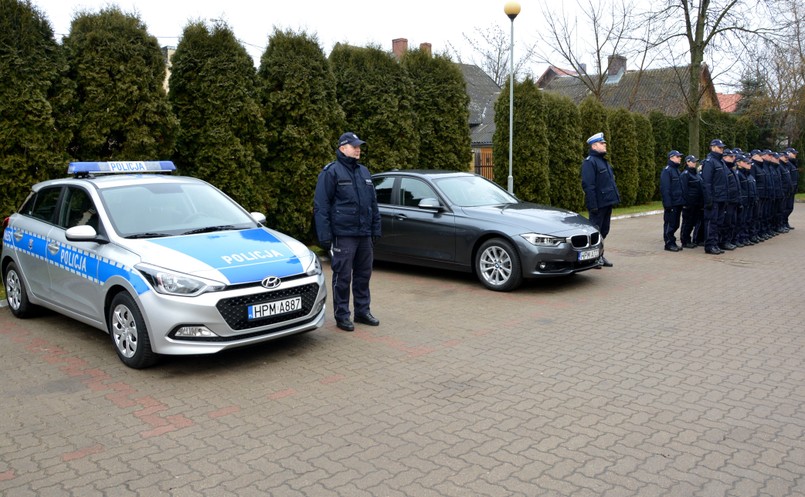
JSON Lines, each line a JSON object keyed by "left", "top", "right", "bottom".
{"left": 32, "top": 0, "right": 568, "bottom": 76}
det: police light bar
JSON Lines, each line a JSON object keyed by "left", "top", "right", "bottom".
{"left": 68, "top": 161, "right": 176, "bottom": 175}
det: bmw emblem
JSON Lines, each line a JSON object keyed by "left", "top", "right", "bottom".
{"left": 261, "top": 276, "right": 281, "bottom": 289}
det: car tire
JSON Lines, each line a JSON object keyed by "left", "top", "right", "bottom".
{"left": 475, "top": 238, "right": 522, "bottom": 291}
{"left": 108, "top": 292, "right": 158, "bottom": 369}
{"left": 4, "top": 261, "right": 36, "bottom": 318}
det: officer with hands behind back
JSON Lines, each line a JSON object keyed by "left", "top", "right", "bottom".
{"left": 313, "top": 132, "right": 381, "bottom": 332}
{"left": 581, "top": 132, "right": 620, "bottom": 267}
{"left": 660, "top": 150, "right": 686, "bottom": 251}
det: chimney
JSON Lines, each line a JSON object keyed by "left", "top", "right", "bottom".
{"left": 392, "top": 38, "right": 408, "bottom": 59}
{"left": 419, "top": 42, "right": 432, "bottom": 56}
{"left": 607, "top": 55, "right": 626, "bottom": 76}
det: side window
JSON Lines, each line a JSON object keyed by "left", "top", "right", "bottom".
{"left": 373, "top": 176, "right": 395, "bottom": 205}
{"left": 22, "top": 187, "right": 62, "bottom": 224}
{"left": 60, "top": 187, "right": 99, "bottom": 230}
{"left": 399, "top": 178, "right": 437, "bottom": 208}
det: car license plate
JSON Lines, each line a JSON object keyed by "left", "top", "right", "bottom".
{"left": 248, "top": 297, "right": 302, "bottom": 320}
{"left": 578, "top": 248, "right": 600, "bottom": 261}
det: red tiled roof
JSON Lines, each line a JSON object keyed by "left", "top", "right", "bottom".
{"left": 717, "top": 93, "right": 742, "bottom": 113}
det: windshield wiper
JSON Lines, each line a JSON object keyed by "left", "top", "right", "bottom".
{"left": 180, "top": 225, "right": 237, "bottom": 235}
{"left": 124, "top": 232, "right": 173, "bottom": 239}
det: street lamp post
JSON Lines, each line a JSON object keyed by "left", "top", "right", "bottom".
{"left": 504, "top": 1, "right": 520, "bottom": 194}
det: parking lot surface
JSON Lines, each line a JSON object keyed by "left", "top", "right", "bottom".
{"left": 2, "top": 209, "right": 804, "bottom": 497}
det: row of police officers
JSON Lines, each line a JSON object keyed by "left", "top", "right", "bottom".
{"left": 660, "top": 139, "right": 799, "bottom": 254}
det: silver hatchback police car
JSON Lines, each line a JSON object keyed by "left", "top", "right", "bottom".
{"left": 2, "top": 161, "right": 326, "bottom": 368}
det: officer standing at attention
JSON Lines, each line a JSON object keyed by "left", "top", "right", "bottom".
{"left": 314, "top": 132, "right": 382, "bottom": 332}
{"left": 750, "top": 150, "right": 769, "bottom": 241}
{"left": 581, "top": 132, "right": 620, "bottom": 267}
{"left": 679, "top": 155, "right": 704, "bottom": 249}
{"left": 721, "top": 149, "right": 739, "bottom": 250}
{"left": 660, "top": 150, "right": 686, "bottom": 251}
{"left": 784, "top": 147, "right": 799, "bottom": 230}
{"left": 701, "top": 139, "right": 730, "bottom": 254}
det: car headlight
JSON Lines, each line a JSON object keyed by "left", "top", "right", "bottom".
{"left": 521, "top": 233, "right": 566, "bottom": 247}
{"left": 136, "top": 264, "right": 226, "bottom": 297}
{"left": 303, "top": 249, "right": 322, "bottom": 276}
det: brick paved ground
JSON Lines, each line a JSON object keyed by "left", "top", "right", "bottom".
{"left": 1, "top": 209, "right": 804, "bottom": 497}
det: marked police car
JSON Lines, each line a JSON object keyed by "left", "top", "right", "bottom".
{"left": 1, "top": 161, "right": 326, "bottom": 368}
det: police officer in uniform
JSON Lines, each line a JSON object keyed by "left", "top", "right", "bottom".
{"left": 581, "top": 132, "right": 620, "bottom": 267}
{"left": 784, "top": 147, "right": 799, "bottom": 229}
{"left": 660, "top": 150, "right": 685, "bottom": 251}
{"left": 314, "top": 132, "right": 381, "bottom": 332}
{"left": 750, "top": 150, "right": 769, "bottom": 241}
{"left": 679, "top": 155, "right": 703, "bottom": 248}
{"left": 701, "top": 139, "right": 730, "bottom": 254}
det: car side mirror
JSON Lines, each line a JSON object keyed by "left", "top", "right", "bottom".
{"left": 65, "top": 225, "right": 109, "bottom": 244}
{"left": 418, "top": 198, "right": 443, "bottom": 210}
{"left": 251, "top": 212, "right": 267, "bottom": 224}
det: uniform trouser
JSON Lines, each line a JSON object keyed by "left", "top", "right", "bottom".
{"left": 680, "top": 206, "right": 702, "bottom": 245}
{"left": 720, "top": 203, "right": 737, "bottom": 245}
{"left": 663, "top": 206, "right": 683, "bottom": 247}
{"left": 330, "top": 236, "right": 373, "bottom": 321}
{"left": 785, "top": 194, "right": 795, "bottom": 225}
{"left": 704, "top": 201, "right": 726, "bottom": 249}
{"left": 589, "top": 206, "right": 613, "bottom": 239}
{"left": 772, "top": 198, "right": 784, "bottom": 229}
{"left": 756, "top": 198, "right": 767, "bottom": 235}
{"left": 736, "top": 203, "right": 752, "bottom": 242}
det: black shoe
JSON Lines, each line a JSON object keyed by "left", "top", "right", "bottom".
{"left": 354, "top": 313, "right": 380, "bottom": 326}
{"left": 664, "top": 245, "right": 680, "bottom": 252}
{"left": 734, "top": 241, "right": 744, "bottom": 248}
{"left": 750, "top": 236, "right": 760, "bottom": 244}
{"left": 600, "top": 256, "right": 613, "bottom": 267}
{"left": 788, "top": 225, "right": 795, "bottom": 230}
{"left": 720, "top": 243, "right": 736, "bottom": 251}
{"left": 336, "top": 319, "right": 355, "bottom": 331}
{"left": 705, "top": 246, "right": 723, "bottom": 254}
{"left": 683, "top": 242, "right": 697, "bottom": 249}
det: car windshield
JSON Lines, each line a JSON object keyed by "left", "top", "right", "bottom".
{"left": 433, "top": 175, "right": 519, "bottom": 207}
{"left": 100, "top": 182, "right": 258, "bottom": 237}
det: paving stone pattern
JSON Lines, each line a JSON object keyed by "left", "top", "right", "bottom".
{"left": 1, "top": 209, "right": 804, "bottom": 496}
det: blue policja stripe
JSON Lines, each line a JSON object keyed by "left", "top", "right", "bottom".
{"left": 5, "top": 228, "right": 149, "bottom": 294}
{"left": 148, "top": 228, "right": 304, "bottom": 284}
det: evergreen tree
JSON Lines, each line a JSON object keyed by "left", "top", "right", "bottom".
{"left": 543, "top": 92, "right": 584, "bottom": 211}
{"left": 492, "top": 77, "right": 550, "bottom": 204}
{"left": 0, "top": 0, "right": 72, "bottom": 215}
{"left": 633, "top": 113, "right": 655, "bottom": 205}
{"left": 578, "top": 96, "right": 609, "bottom": 148}
{"left": 169, "top": 21, "right": 268, "bottom": 212}
{"left": 329, "top": 43, "right": 418, "bottom": 172}
{"left": 258, "top": 29, "right": 345, "bottom": 241}
{"left": 606, "top": 108, "right": 639, "bottom": 206}
{"left": 649, "top": 111, "right": 673, "bottom": 200}
{"left": 401, "top": 49, "right": 471, "bottom": 171}
{"left": 62, "top": 6, "right": 176, "bottom": 160}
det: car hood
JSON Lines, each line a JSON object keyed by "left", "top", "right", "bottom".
{"left": 129, "top": 228, "right": 311, "bottom": 284}
{"left": 460, "top": 202, "right": 598, "bottom": 235}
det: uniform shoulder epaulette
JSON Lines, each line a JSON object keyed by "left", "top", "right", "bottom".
{"left": 322, "top": 161, "right": 336, "bottom": 171}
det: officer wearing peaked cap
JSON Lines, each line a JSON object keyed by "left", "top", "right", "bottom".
{"left": 660, "top": 150, "right": 685, "bottom": 251}
{"left": 581, "top": 132, "right": 620, "bottom": 267}
{"left": 679, "top": 155, "right": 704, "bottom": 248}
{"left": 700, "top": 139, "right": 730, "bottom": 254}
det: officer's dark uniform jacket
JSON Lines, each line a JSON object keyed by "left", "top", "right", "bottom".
{"left": 680, "top": 167, "right": 703, "bottom": 207}
{"left": 726, "top": 164, "right": 740, "bottom": 205}
{"left": 581, "top": 150, "right": 620, "bottom": 211}
{"left": 736, "top": 167, "right": 749, "bottom": 208}
{"left": 741, "top": 168, "right": 757, "bottom": 204}
{"left": 752, "top": 159, "right": 768, "bottom": 199}
{"left": 701, "top": 151, "right": 729, "bottom": 205}
{"left": 779, "top": 160, "right": 793, "bottom": 197}
{"left": 660, "top": 160, "right": 685, "bottom": 208}
{"left": 313, "top": 150, "right": 381, "bottom": 244}
{"left": 767, "top": 161, "right": 784, "bottom": 200}
{"left": 788, "top": 157, "right": 799, "bottom": 192}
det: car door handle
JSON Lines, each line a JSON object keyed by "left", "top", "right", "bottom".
{"left": 47, "top": 241, "right": 60, "bottom": 255}
{"left": 394, "top": 214, "right": 408, "bottom": 221}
